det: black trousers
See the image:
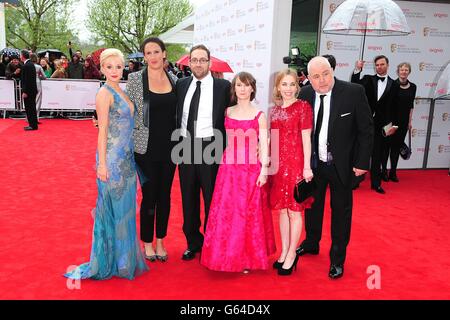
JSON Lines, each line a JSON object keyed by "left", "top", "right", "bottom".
{"left": 24, "top": 95, "right": 38, "bottom": 129}
{"left": 134, "top": 154, "right": 176, "bottom": 243}
{"left": 302, "top": 161, "right": 353, "bottom": 266}
{"left": 382, "top": 127, "right": 408, "bottom": 175}
{"left": 178, "top": 138, "right": 220, "bottom": 251}
{"left": 370, "top": 129, "right": 387, "bottom": 188}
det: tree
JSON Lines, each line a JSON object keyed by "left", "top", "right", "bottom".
{"left": 87, "top": 0, "right": 192, "bottom": 54}
{"left": 5, "top": 0, "right": 78, "bottom": 52}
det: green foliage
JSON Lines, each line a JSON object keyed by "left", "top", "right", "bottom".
{"left": 5, "top": 0, "right": 78, "bottom": 52}
{"left": 86, "top": 0, "right": 192, "bottom": 54}
{"left": 166, "top": 44, "right": 188, "bottom": 64}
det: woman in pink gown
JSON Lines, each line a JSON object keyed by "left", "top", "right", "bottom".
{"left": 201, "top": 72, "right": 276, "bottom": 273}
{"left": 269, "top": 69, "right": 314, "bottom": 276}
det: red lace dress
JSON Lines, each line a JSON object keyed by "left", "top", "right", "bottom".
{"left": 269, "top": 100, "right": 313, "bottom": 212}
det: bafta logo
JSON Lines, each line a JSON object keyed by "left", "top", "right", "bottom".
{"left": 326, "top": 41, "right": 333, "bottom": 50}
{"left": 329, "top": 3, "right": 337, "bottom": 13}
{"left": 423, "top": 27, "right": 430, "bottom": 37}
{"left": 390, "top": 44, "right": 397, "bottom": 53}
{"left": 419, "top": 62, "right": 425, "bottom": 71}
{"left": 443, "top": 113, "right": 449, "bottom": 121}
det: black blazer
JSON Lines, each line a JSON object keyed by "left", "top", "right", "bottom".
{"left": 351, "top": 72, "right": 399, "bottom": 129}
{"left": 20, "top": 60, "right": 37, "bottom": 96}
{"left": 299, "top": 79, "right": 374, "bottom": 186}
{"left": 175, "top": 76, "right": 231, "bottom": 142}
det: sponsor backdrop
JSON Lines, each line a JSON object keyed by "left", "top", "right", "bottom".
{"left": 427, "top": 99, "right": 450, "bottom": 168}
{"left": 41, "top": 80, "right": 99, "bottom": 110}
{"left": 193, "top": 0, "right": 285, "bottom": 114}
{"left": 0, "top": 79, "right": 16, "bottom": 111}
{"left": 320, "top": 0, "right": 450, "bottom": 169}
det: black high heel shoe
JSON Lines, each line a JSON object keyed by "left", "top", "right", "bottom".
{"left": 278, "top": 254, "right": 300, "bottom": 276}
{"left": 272, "top": 260, "right": 284, "bottom": 270}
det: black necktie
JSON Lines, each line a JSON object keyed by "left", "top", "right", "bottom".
{"left": 314, "top": 95, "right": 326, "bottom": 157}
{"left": 376, "top": 75, "right": 386, "bottom": 82}
{"left": 187, "top": 81, "right": 201, "bottom": 137}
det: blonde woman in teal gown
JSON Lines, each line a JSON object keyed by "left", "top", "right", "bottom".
{"left": 65, "top": 49, "right": 148, "bottom": 280}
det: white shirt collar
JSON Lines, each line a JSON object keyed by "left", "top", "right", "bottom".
{"left": 193, "top": 72, "right": 213, "bottom": 84}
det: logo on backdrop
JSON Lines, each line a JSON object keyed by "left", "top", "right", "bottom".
{"left": 419, "top": 62, "right": 445, "bottom": 72}
{"left": 389, "top": 43, "right": 421, "bottom": 54}
{"left": 390, "top": 44, "right": 397, "bottom": 53}
{"left": 442, "top": 113, "right": 449, "bottom": 122}
{"left": 423, "top": 27, "right": 450, "bottom": 37}
{"left": 329, "top": 3, "right": 337, "bottom": 14}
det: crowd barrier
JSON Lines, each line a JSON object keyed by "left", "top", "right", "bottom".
{"left": 0, "top": 78, "right": 448, "bottom": 169}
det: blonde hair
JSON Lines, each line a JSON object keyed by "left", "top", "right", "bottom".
{"left": 100, "top": 48, "right": 124, "bottom": 67}
{"left": 273, "top": 69, "right": 299, "bottom": 102}
{"left": 53, "top": 59, "right": 64, "bottom": 71}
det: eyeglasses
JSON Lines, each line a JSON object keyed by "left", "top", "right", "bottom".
{"left": 190, "top": 58, "right": 209, "bottom": 65}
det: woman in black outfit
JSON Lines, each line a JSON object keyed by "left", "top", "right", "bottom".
{"left": 384, "top": 62, "right": 416, "bottom": 182}
{"left": 127, "top": 37, "right": 178, "bottom": 262}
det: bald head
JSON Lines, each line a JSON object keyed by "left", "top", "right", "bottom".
{"left": 307, "top": 56, "right": 332, "bottom": 75}
{"left": 307, "top": 56, "right": 335, "bottom": 94}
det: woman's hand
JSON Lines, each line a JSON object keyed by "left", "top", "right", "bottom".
{"left": 97, "top": 165, "right": 109, "bottom": 182}
{"left": 303, "top": 168, "right": 313, "bottom": 182}
{"left": 256, "top": 173, "right": 267, "bottom": 187}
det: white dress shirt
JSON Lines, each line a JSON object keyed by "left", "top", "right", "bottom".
{"left": 376, "top": 74, "right": 387, "bottom": 101}
{"left": 314, "top": 91, "right": 332, "bottom": 162}
{"left": 181, "top": 72, "right": 214, "bottom": 138}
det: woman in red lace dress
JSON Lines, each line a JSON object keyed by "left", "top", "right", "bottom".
{"left": 269, "top": 69, "right": 313, "bottom": 276}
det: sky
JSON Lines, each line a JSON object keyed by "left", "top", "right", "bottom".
{"left": 74, "top": 0, "right": 209, "bottom": 42}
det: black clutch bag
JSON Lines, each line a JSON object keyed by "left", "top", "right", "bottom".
{"left": 293, "top": 179, "right": 315, "bottom": 204}
{"left": 399, "top": 129, "right": 412, "bottom": 160}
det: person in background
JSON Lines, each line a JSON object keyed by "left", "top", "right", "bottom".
{"left": 67, "top": 54, "right": 84, "bottom": 79}
{"left": 40, "top": 57, "right": 53, "bottom": 78}
{"left": 269, "top": 69, "right": 314, "bottom": 276}
{"left": 50, "top": 59, "right": 67, "bottom": 78}
{"left": 20, "top": 50, "right": 38, "bottom": 131}
{"left": 382, "top": 62, "right": 417, "bottom": 182}
{"left": 30, "top": 53, "right": 46, "bottom": 122}
{"left": 83, "top": 56, "right": 102, "bottom": 80}
{"left": 5, "top": 55, "right": 21, "bottom": 81}
{"left": 64, "top": 48, "right": 148, "bottom": 280}
{"left": 351, "top": 55, "right": 399, "bottom": 194}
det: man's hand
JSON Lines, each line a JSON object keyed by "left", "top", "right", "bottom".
{"left": 22, "top": 92, "right": 28, "bottom": 99}
{"left": 355, "top": 60, "right": 364, "bottom": 71}
{"left": 353, "top": 168, "right": 367, "bottom": 176}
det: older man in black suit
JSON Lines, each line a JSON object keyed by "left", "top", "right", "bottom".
{"left": 174, "top": 45, "right": 231, "bottom": 261}
{"left": 20, "top": 50, "right": 38, "bottom": 131}
{"left": 296, "top": 56, "right": 373, "bottom": 279}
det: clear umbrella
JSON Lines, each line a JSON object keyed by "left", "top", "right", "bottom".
{"left": 322, "top": 0, "right": 411, "bottom": 60}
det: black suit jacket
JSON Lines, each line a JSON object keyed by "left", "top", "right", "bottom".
{"left": 20, "top": 60, "right": 37, "bottom": 96}
{"left": 351, "top": 72, "right": 399, "bottom": 129}
{"left": 299, "top": 79, "right": 374, "bottom": 186}
{"left": 175, "top": 76, "right": 231, "bottom": 143}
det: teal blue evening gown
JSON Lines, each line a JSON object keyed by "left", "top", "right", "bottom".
{"left": 64, "top": 84, "right": 149, "bottom": 280}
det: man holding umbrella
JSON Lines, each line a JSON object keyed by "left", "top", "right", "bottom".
{"left": 351, "top": 55, "right": 399, "bottom": 194}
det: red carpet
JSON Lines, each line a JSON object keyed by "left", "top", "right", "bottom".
{"left": 0, "top": 119, "right": 449, "bottom": 300}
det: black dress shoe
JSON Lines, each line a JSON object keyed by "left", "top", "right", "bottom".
{"left": 371, "top": 186, "right": 386, "bottom": 194}
{"left": 329, "top": 264, "right": 344, "bottom": 279}
{"left": 381, "top": 171, "right": 389, "bottom": 182}
{"left": 181, "top": 249, "right": 197, "bottom": 261}
{"left": 389, "top": 174, "right": 399, "bottom": 182}
{"left": 24, "top": 126, "right": 37, "bottom": 131}
{"left": 296, "top": 245, "right": 319, "bottom": 256}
